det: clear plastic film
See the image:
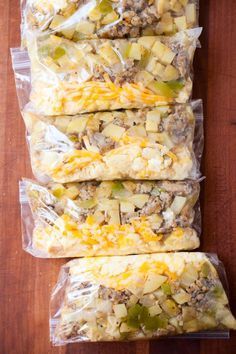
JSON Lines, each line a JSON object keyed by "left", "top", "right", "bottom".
{"left": 19, "top": 179, "right": 201, "bottom": 258}
{"left": 21, "top": 0, "right": 199, "bottom": 42}
{"left": 11, "top": 28, "right": 202, "bottom": 115}
{"left": 50, "top": 253, "right": 236, "bottom": 345}
{"left": 21, "top": 100, "right": 203, "bottom": 183}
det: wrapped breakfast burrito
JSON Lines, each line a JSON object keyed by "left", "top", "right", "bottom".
{"left": 20, "top": 179, "right": 200, "bottom": 257}
{"left": 22, "top": 0, "right": 199, "bottom": 41}
{"left": 50, "top": 253, "right": 236, "bottom": 344}
{"left": 24, "top": 29, "right": 200, "bottom": 115}
{"left": 22, "top": 101, "right": 203, "bottom": 183}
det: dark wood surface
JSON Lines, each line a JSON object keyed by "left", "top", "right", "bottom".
{"left": 1, "top": 1, "right": 236, "bottom": 353}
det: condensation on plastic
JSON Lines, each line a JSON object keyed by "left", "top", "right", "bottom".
{"left": 21, "top": 0, "right": 200, "bottom": 43}
{"left": 11, "top": 28, "right": 202, "bottom": 115}
{"left": 50, "top": 253, "right": 236, "bottom": 345}
{"left": 19, "top": 179, "right": 201, "bottom": 258}
{"left": 20, "top": 100, "right": 204, "bottom": 183}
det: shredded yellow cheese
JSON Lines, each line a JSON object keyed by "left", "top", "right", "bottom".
{"left": 45, "top": 214, "right": 185, "bottom": 253}
{"left": 58, "top": 81, "right": 172, "bottom": 109}
{"left": 52, "top": 149, "right": 101, "bottom": 177}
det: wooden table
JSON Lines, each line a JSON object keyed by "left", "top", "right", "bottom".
{"left": 1, "top": 1, "right": 236, "bottom": 353}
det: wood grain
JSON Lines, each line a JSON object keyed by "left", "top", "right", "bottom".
{"left": 0, "top": 0, "right": 236, "bottom": 353}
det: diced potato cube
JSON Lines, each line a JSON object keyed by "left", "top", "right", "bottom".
{"left": 169, "top": 317, "right": 180, "bottom": 330}
{"left": 102, "top": 123, "right": 125, "bottom": 140}
{"left": 99, "top": 200, "right": 120, "bottom": 224}
{"left": 200, "top": 314, "right": 217, "bottom": 329}
{"left": 122, "top": 181, "right": 136, "bottom": 193}
{"left": 49, "top": 15, "right": 65, "bottom": 30}
{"left": 159, "top": 132, "right": 174, "bottom": 148}
{"left": 135, "top": 70, "right": 154, "bottom": 86}
{"left": 159, "top": 12, "right": 174, "bottom": 34}
{"left": 146, "top": 117, "right": 159, "bottom": 132}
{"left": 147, "top": 214, "right": 163, "bottom": 229}
{"left": 99, "top": 43, "right": 120, "bottom": 65}
{"left": 138, "top": 37, "right": 156, "bottom": 50}
{"left": 129, "top": 194, "right": 149, "bottom": 208}
{"left": 172, "top": 1, "right": 183, "bottom": 12}
{"left": 162, "top": 64, "right": 179, "bottom": 81}
{"left": 61, "top": 27, "right": 75, "bottom": 40}
{"left": 88, "top": 8, "right": 102, "bottom": 21}
{"left": 109, "top": 209, "right": 121, "bottom": 224}
{"left": 180, "top": 264, "right": 199, "bottom": 287}
{"left": 153, "top": 63, "right": 166, "bottom": 78}
{"left": 182, "top": 306, "right": 196, "bottom": 321}
{"left": 125, "top": 110, "right": 136, "bottom": 119}
{"left": 56, "top": 54, "right": 70, "bottom": 68}
{"left": 127, "top": 125, "right": 147, "bottom": 137}
{"left": 158, "top": 20, "right": 173, "bottom": 34}
{"left": 96, "top": 299, "right": 112, "bottom": 312}
{"left": 162, "top": 12, "right": 174, "bottom": 25}
{"left": 65, "top": 185, "right": 80, "bottom": 199}
{"left": 161, "top": 49, "right": 176, "bottom": 65}
{"left": 76, "top": 21, "right": 95, "bottom": 35}
{"left": 96, "top": 181, "right": 113, "bottom": 198}
{"left": 96, "top": 112, "right": 114, "bottom": 124}
{"left": 183, "top": 319, "right": 199, "bottom": 332}
{"left": 148, "top": 304, "right": 162, "bottom": 316}
{"left": 162, "top": 299, "right": 180, "bottom": 316}
{"left": 152, "top": 41, "right": 176, "bottom": 65}
{"left": 93, "top": 210, "right": 105, "bottom": 224}
{"left": 174, "top": 16, "right": 187, "bottom": 31}
{"left": 101, "top": 10, "right": 119, "bottom": 25}
{"left": 49, "top": 35, "right": 62, "bottom": 44}
{"left": 147, "top": 132, "right": 159, "bottom": 142}
{"left": 143, "top": 274, "right": 167, "bottom": 294}
{"left": 128, "top": 43, "right": 143, "bottom": 60}
{"left": 146, "top": 60, "right": 165, "bottom": 78}
{"left": 179, "top": 0, "right": 188, "bottom": 5}
{"left": 170, "top": 196, "right": 187, "bottom": 214}
{"left": 146, "top": 110, "right": 161, "bottom": 132}
{"left": 73, "top": 49, "right": 86, "bottom": 61}
{"left": 120, "top": 322, "right": 137, "bottom": 333}
{"left": 186, "top": 4, "right": 197, "bottom": 24}
{"left": 155, "top": 22, "right": 165, "bottom": 35}
{"left": 113, "top": 304, "right": 128, "bottom": 318}
{"left": 155, "top": 0, "right": 170, "bottom": 14}
{"left": 67, "top": 117, "right": 89, "bottom": 133}
{"left": 120, "top": 201, "right": 135, "bottom": 213}
{"left": 78, "top": 198, "right": 97, "bottom": 209}
{"left": 145, "top": 56, "right": 158, "bottom": 72}
{"left": 99, "top": 199, "right": 119, "bottom": 211}
{"left": 147, "top": 108, "right": 162, "bottom": 120}
{"left": 54, "top": 117, "right": 70, "bottom": 133}
{"left": 151, "top": 41, "right": 167, "bottom": 59}
{"left": 172, "top": 289, "right": 191, "bottom": 304}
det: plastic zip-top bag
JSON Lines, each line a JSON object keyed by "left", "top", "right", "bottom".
{"left": 20, "top": 179, "right": 201, "bottom": 258}
{"left": 21, "top": 0, "right": 199, "bottom": 42}
{"left": 12, "top": 28, "right": 202, "bottom": 115}
{"left": 22, "top": 100, "right": 203, "bottom": 183}
{"left": 50, "top": 253, "right": 236, "bottom": 345}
